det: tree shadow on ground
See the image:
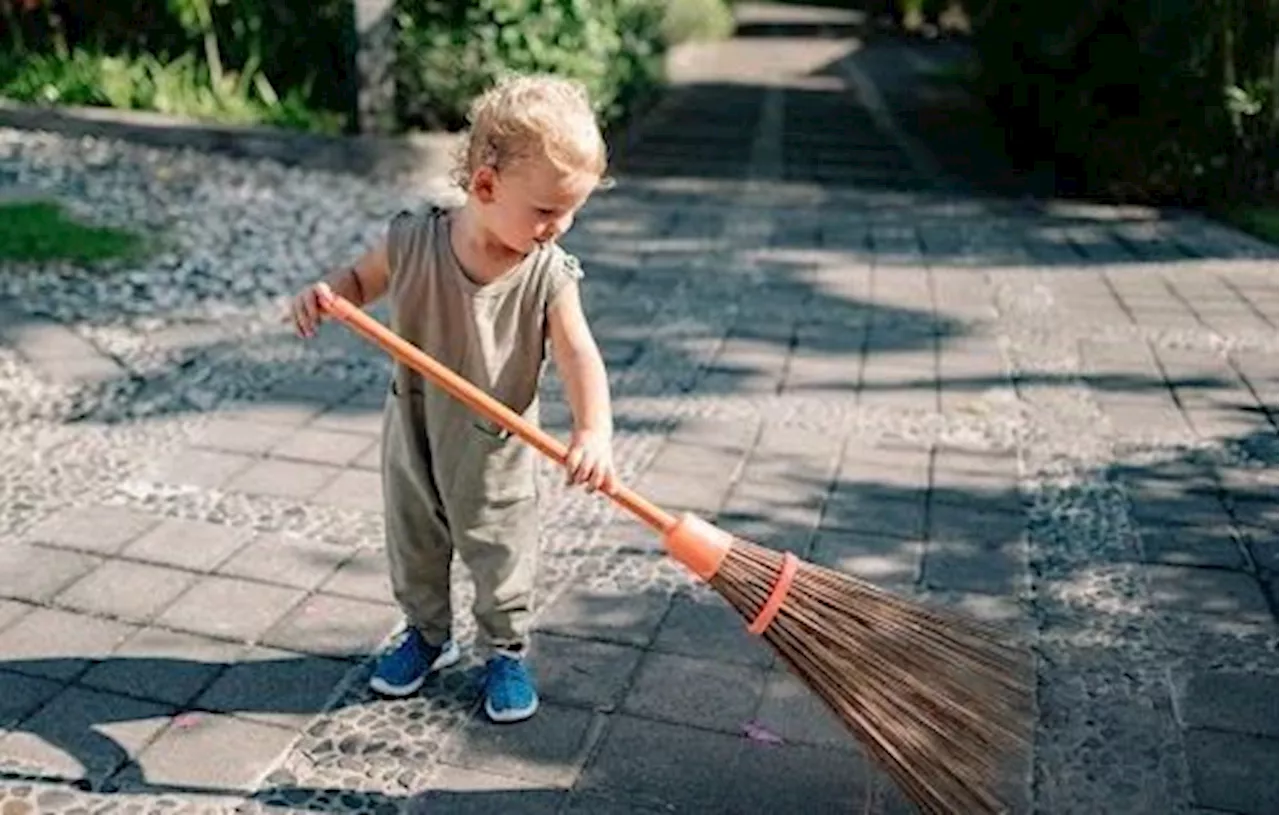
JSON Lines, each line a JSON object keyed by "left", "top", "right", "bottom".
{"left": 0, "top": 409, "right": 1272, "bottom": 813}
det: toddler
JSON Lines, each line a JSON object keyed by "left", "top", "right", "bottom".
{"left": 289, "top": 73, "right": 617, "bottom": 723}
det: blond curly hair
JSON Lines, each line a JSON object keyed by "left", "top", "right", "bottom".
{"left": 451, "top": 73, "right": 609, "bottom": 190}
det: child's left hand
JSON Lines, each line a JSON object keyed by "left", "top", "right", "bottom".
{"left": 565, "top": 429, "right": 616, "bottom": 493}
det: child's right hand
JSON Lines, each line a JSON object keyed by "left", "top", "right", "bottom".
{"left": 289, "top": 282, "right": 332, "bottom": 339}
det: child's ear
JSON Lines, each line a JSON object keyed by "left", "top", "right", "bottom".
{"left": 471, "top": 166, "right": 498, "bottom": 204}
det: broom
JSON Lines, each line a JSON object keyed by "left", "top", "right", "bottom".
{"left": 316, "top": 288, "right": 1033, "bottom": 814}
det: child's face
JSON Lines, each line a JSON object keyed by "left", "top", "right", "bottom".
{"left": 474, "top": 155, "right": 598, "bottom": 254}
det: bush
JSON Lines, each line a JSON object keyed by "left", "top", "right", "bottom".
{"left": 660, "top": 0, "right": 736, "bottom": 45}
{"left": 395, "top": 0, "right": 669, "bottom": 132}
{"left": 0, "top": 47, "right": 343, "bottom": 132}
{"left": 0, "top": 0, "right": 351, "bottom": 129}
{"left": 971, "top": 0, "right": 1278, "bottom": 207}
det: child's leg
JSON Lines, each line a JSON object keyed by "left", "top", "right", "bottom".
{"left": 452, "top": 499, "right": 540, "bottom": 655}
{"left": 453, "top": 498, "right": 541, "bottom": 723}
{"left": 371, "top": 393, "right": 462, "bottom": 697}
{"left": 440, "top": 419, "right": 541, "bottom": 722}
{"left": 384, "top": 474, "right": 455, "bottom": 646}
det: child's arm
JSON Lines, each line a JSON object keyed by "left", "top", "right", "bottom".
{"left": 547, "top": 280, "right": 616, "bottom": 493}
{"left": 289, "top": 238, "right": 391, "bottom": 338}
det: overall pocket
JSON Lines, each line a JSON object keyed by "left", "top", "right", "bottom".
{"left": 467, "top": 419, "right": 537, "bottom": 503}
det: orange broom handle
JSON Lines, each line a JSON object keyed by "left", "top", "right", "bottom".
{"left": 318, "top": 288, "right": 677, "bottom": 535}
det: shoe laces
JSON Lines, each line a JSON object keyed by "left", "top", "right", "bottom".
{"left": 486, "top": 655, "right": 527, "bottom": 686}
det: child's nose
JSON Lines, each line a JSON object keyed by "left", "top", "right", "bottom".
{"left": 547, "top": 213, "right": 574, "bottom": 239}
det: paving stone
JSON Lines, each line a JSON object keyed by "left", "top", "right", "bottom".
{"left": 259, "top": 593, "right": 400, "bottom": 659}
{"left": 725, "top": 740, "right": 873, "bottom": 814}
{"left": 929, "top": 501, "right": 1026, "bottom": 549}
{"left": 528, "top": 633, "right": 643, "bottom": 711}
{"left": 439, "top": 703, "right": 599, "bottom": 787}
{"left": 317, "top": 547, "right": 392, "bottom": 602}
{"left": 351, "top": 440, "right": 383, "bottom": 471}
{"left": 194, "top": 646, "right": 353, "bottom": 729}
{"left": 0, "top": 686, "right": 172, "bottom": 788}
{"left": 37, "top": 353, "right": 127, "bottom": 387}
{"left": 631, "top": 470, "right": 730, "bottom": 516}
{"left": 922, "top": 539, "right": 1024, "bottom": 596}
{"left": 753, "top": 666, "right": 859, "bottom": 751}
{"left": 0, "top": 543, "right": 100, "bottom": 603}
{"left": 1174, "top": 670, "right": 1278, "bottom": 737}
{"left": 1136, "top": 524, "right": 1248, "bottom": 570}
{"left": 931, "top": 446, "right": 1019, "bottom": 487}
{"left": 154, "top": 576, "right": 305, "bottom": 643}
{"left": 921, "top": 589, "right": 1033, "bottom": 637}
{"left": 79, "top": 626, "right": 244, "bottom": 708}
{"left": 578, "top": 715, "right": 742, "bottom": 812}
{"left": 120, "top": 517, "right": 254, "bottom": 572}
{"left": 713, "top": 510, "right": 814, "bottom": 555}
{"left": 0, "top": 670, "right": 64, "bottom": 727}
{"left": 142, "top": 447, "right": 254, "bottom": 490}
{"left": 405, "top": 765, "right": 566, "bottom": 815}
{"left": 23, "top": 505, "right": 159, "bottom": 555}
{"left": 1185, "top": 729, "right": 1278, "bottom": 815}
{"left": 821, "top": 489, "right": 927, "bottom": 538}
{"left": 191, "top": 417, "right": 295, "bottom": 454}
{"left": 561, "top": 791, "right": 682, "bottom": 814}
{"left": 134, "top": 711, "right": 298, "bottom": 792}
{"left": 311, "top": 404, "right": 387, "bottom": 437}
{"left": 535, "top": 586, "right": 670, "bottom": 648}
{"left": 311, "top": 467, "right": 383, "bottom": 512}
{"left": 215, "top": 531, "right": 347, "bottom": 590}
{"left": 723, "top": 472, "right": 827, "bottom": 514}
{"left": 224, "top": 458, "right": 342, "bottom": 501}
{"left": 1228, "top": 496, "right": 1278, "bottom": 533}
{"left": 651, "top": 593, "right": 775, "bottom": 668}
{"left": 623, "top": 651, "right": 767, "bottom": 734}
{"left": 839, "top": 452, "right": 931, "bottom": 491}
{"left": 1098, "top": 398, "right": 1191, "bottom": 437}
{"left": 1128, "top": 488, "right": 1232, "bottom": 529}
{"left": 0, "top": 608, "right": 136, "bottom": 681}
{"left": 218, "top": 398, "right": 327, "bottom": 428}
{"left": 54, "top": 560, "right": 196, "bottom": 623}
{"left": 268, "top": 427, "right": 375, "bottom": 467}
{"left": 811, "top": 529, "right": 921, "bottom": 589}
{"left": 1143, "top": 565, "right": 1273, "bottom": 622}
{"left": 0, "top": 598, "right": 32, "bottom": 632}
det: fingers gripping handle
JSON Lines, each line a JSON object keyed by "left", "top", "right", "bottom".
{"left": 315, "top": 287, "right": 677, "bottom": 535}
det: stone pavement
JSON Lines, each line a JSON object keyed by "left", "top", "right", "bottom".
{"left": 0, "top": 2, "right": 1277, "bottom": 813}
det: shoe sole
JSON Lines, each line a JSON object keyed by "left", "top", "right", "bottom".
{"left": 368, "top": 639, "right": 462, "bottom": 697}
{"left": 484, "top": 694, "right": 539, "bottom": 724}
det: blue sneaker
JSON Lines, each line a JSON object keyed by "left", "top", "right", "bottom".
{"left": 369, "top": 627, "right": 461, "bottom": 697}
{"left": 483, "top": 653, "right": 539, "bottom": 723}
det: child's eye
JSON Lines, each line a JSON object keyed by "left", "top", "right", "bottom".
{"left": 536, "top": 208, "right": 556, "bottom": 217}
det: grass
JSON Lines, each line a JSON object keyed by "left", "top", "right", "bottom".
{"left": 1216, "top": 205, "right": 1278, "bottom": 245}
{"left": 0, "top": 200, "right": 146, "bottom": 264}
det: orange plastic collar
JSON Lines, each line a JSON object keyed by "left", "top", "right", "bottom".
{"left": 747, "top": 552, "right": 798, "bottom": 635}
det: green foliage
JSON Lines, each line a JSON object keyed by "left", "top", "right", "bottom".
{"left": 0, "top": 201, "right": 146, "bottom": 265}
{"left": 2, "top": 0, "right": 710, "bottom": 135}
{"left": 395, "top": 0, "right": 669, "bottom": 131}
{"left": 1218, "top": 205, "right": 1279, "bottom": 244}
{"left": 0, "top": 47, "right": 344, "bottom": 132}
{"left": 0, "top": 0, "right": 350, "bottom": 130}
{"left": 660, "top": 0, "right": 736, "bottom": 45}
{"left": 971, "top": 0, "right": 1278, "bottom": 206}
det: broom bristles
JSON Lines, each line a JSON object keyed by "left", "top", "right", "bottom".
{"left": 710, "top": 538, "right": 1034, "bottom": 815}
